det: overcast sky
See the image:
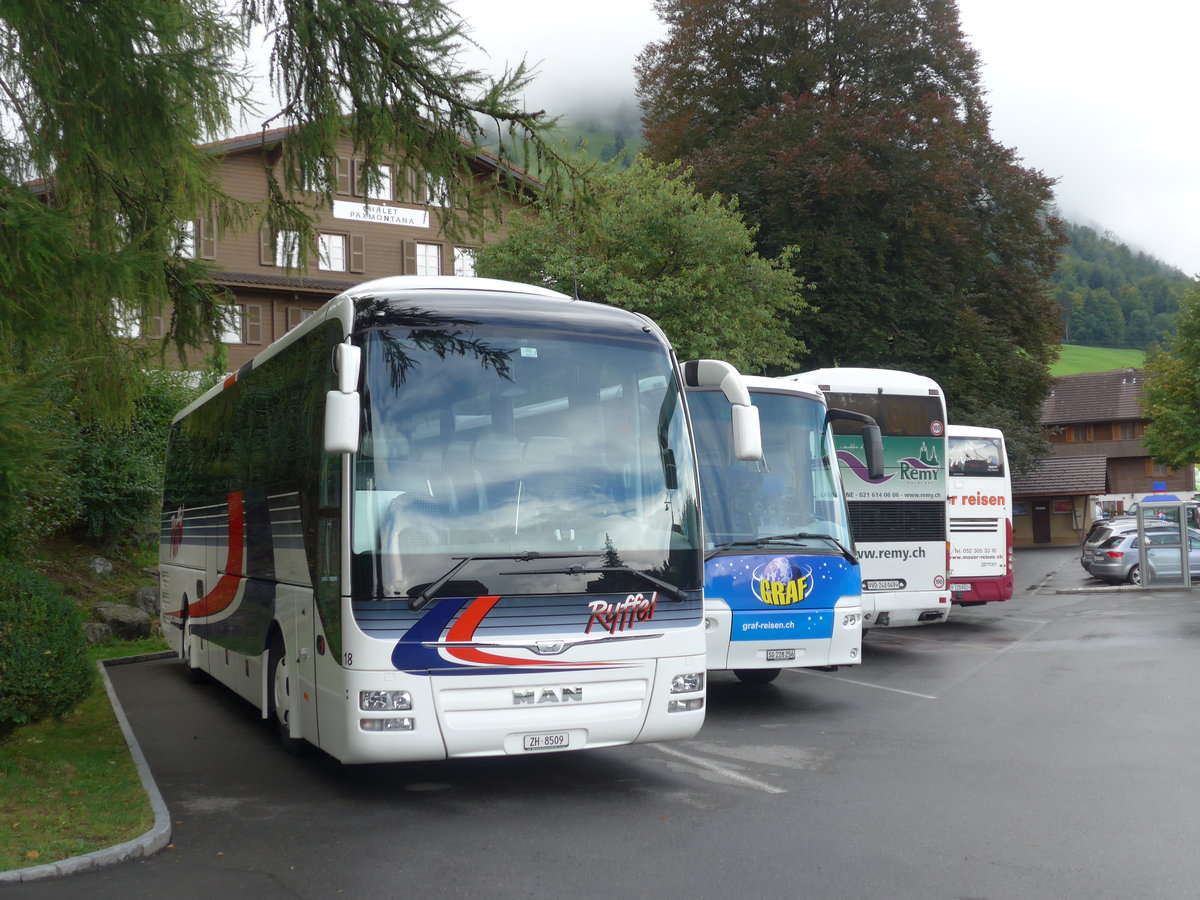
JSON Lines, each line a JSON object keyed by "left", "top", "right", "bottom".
{"left": 444, "top": 0, "right": 1200, "bottom": 276}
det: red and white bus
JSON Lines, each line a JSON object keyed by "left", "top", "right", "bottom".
{"left": 946, "top": 424, "right": 1013, "bottom": 605}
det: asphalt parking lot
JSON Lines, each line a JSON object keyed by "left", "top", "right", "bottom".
{"left": 8, "top": 544, "right": 1200, "bottom": 899}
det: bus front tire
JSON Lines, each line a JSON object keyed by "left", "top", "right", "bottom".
{"left": 268, "top": 641, "right": 305, "bottom": 756}
{"left": 733, "top": 668, "right": 781, "bottom": 685}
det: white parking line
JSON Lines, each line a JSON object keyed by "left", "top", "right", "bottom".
{"left": 791, "top": 667, "right": 938, "bottom": 700}
{"left": 652, "top": 743, "right": 788, "bottom": 794}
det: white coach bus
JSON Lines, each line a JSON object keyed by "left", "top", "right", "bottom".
{"left": 159, "top": 276, "right": 758, "bottom": 763}
{"left": 786, "top": 368, "right": 951, "bottom": 628}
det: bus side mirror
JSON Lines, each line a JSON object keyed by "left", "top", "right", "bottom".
{"left": 732, "top": 403, "right": 762, "bottom": 462}
{"left": 861, "top": 423, "right": 884, "bottom": 481}
{"left": 826, "top": 408, "right": 883, "bottom": 480}
{"left": 324, "top": 343, "right": 361, "bottom": 454}
{"left": 683, "top": 359, "right": 763, "bottom": 462}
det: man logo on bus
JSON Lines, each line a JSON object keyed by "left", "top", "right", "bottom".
{"left": 753, "top": 557, "right": 813, "bottom": 607}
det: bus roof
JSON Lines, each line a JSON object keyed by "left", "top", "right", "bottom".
{"left": 339, "top": 275, "right": 571, "bottom": 302}
{"left": 947, "top": 424, "right": 1005, "bottom": 440}
{"left": 787, "top": 367, "right": 944, "bottom": 397}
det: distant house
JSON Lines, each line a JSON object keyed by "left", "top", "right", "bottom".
{"left": 1012, "top": 368, "right": 1196, "bottom": 546}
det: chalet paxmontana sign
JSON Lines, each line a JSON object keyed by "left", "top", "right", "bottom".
{"left": 332, "top": 200, "right": 430, "bottom": 229}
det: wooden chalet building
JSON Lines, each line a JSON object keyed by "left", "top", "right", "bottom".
{"left": 1013, "top": 368, "right": 1196, "bottom": 546}
{"left": 159, "top": 126, "right": 538, "bottom": 370}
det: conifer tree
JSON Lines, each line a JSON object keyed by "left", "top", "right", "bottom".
{"left": 0, "top": 0, "right": 573, "bottom": 537}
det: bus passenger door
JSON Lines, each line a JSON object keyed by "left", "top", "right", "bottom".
{"left": 298, "top": 451, "right": 343, "bottom": 747}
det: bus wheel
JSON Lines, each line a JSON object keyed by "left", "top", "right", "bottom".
{"left": 733, "top": 668, "right": 781, "bottom": 685}
{"left": 268, "top": 640, "right": 304, "bottom": 755}
{"left": 181, "top": 617, "right": 206, "bottom": 684}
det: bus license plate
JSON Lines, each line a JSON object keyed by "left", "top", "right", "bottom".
{"left": 523, "top": 731, "right": 570, "bottom": 752}
{"left": 765, "top": 649, "right": 796, "bottom": 661}
{"left": 950, "top": 583, "right": 972, "bottom": 592}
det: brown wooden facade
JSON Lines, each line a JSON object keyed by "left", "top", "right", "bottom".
{"left": 164, "top": 127, "right": 534, "bottom": 371}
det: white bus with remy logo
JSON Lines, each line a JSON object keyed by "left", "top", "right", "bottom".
{"left": 159, "top": 276, "right": 760, "bottom": 763}
{"left": 947, "top": 424, "right": 1013, "bottom": 605}
{"left": 786, "top": 368, "right": 951, "bottom": 628}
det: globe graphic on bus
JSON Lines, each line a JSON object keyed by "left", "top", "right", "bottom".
{"left": 760, "top": 556, "right": 801, "bottom": 585}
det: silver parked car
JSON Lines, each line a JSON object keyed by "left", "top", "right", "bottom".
{"left": 1085, "top": 527, "right": 1200, "bottom": 585}
{"left": 1145, "top": 531, "right": 1200, "bottom": 585}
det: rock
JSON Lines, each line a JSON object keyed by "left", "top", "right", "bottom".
{"left": 84, "top": 622, "right": 114, "bottom": 645}
{"left": 93, "top": 601, "right": 152, "bottom": 640}
{"left": 90, "top": 556, "right": 114, "bottom": 577}
{"left": 133, "top": 585, "right": 160, "bottom": 616}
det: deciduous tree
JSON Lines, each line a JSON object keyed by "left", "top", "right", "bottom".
{"left": 1142, "top": 286, "right": 1200, "bottom": 469}
{"left": 636, "top": 0, "right": 1064, "bottom": 470}
{"left": 477, "top": 157, "right": 808, "bottom": 373}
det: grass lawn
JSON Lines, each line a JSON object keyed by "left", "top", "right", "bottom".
{"left": 0, "top": 638, "right": 167, "bottom": 874}
{"left": 1052, "top": 343, "right": 1145, "bottom": 376}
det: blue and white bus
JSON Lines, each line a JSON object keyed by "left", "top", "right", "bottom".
{"left": 159, "top": 276, "right": 759, "bottom": 762}
{"left": 687, "top": 374, "right": 882, "bottom": 683}
{"left": 787, "top": 368, "right": 951, "bottom": 628}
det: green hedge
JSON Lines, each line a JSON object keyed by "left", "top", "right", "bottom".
{"left": 0, "top": 560, "right": 93, "bottom": 741}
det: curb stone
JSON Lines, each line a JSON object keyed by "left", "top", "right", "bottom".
{"left": 0, "top": 651, "right": 176, "bottom": 883}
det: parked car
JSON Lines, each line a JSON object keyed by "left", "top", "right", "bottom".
{"left": 1085, "top": 527, "right": 1200, "bottom": 585}
{"left": 1081, "top": 521, "right": 1136, "bottom": 573}
{"left": 1145, "top": 532, "right": 1200, "bottom": 585}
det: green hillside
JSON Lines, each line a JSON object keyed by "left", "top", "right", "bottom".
{"left": 1051, "top": 343, "right": 1145, "bottom": 376}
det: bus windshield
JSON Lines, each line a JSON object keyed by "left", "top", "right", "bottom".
{"left": 351, "top": 314, "right": 700, "bottom": 601}
{"left": 689, "top": 388, "right": 852, "bottom": 554}
{"left": 949, "top": 435, "right": 1005, "bottom": 477}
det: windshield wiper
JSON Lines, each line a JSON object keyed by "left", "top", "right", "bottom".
{"left": 706, "top": 532, "right": 857, "bottom": 565}
{"left": 407, "top": 551, "right": 581, "bottom": 611}
{"left": 500, "top": 564, "right": 690, "bottom": 603}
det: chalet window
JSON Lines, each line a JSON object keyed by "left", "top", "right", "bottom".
{"left": 180, "top": 216, "right": 216, "bottom": 259}
{"left": 176, "top": 221, "right": 196, "bottom": 259}
{"left": 1071, "top": 425, "right": 1089, "bottom": 442}
{"left": 318, "top": 233, "right": 348, "bottom": 272}
{"left": 260, "top": 229, "right": 301, "bottom": 269}
{"left": 415, "top": 241, "right": 441, "bottom": 276}
{"left": 112, "top": 299, "right": 141, "bottom": 339}
{"left": 352, "top": 160, "right": 393, "bottom": 201}
{"left": 221, "top": 303, "right": 263, "bottom": 345}
{"left": 335, "top": 157, "right": 351, "bottom": 195}
{"left": 1119, "top": 422, "right": 1138, "bottom": 440}
{"left": 453, "top": 246, "right": 477, "bottom": 277}
{"left": 427, "top": 174, "right": 449, "bottom": 207}
{"left": 403, "top": 240, "right": 442, "bottom": 276}
{"left": 397, "top": 166, "right": 428, "bottom": 204}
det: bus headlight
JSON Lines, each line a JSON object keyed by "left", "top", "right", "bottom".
{"left": 360, "top": 690, "right": 412, "bottom": 711}
{"left": 670, "top": 672, "right": 705, "bottom": 693}
{"left": 842, "top": 613, "right": 861, "bottom": 628}
{"left": 668, "top": 698, "right": 704, "bottom": 713}
{"left": 360, "top": 717, "right": 414, "bottom": 732}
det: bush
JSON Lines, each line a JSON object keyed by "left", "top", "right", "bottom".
{"left": 0, "top": 559, "right": 93, "bottom": 741}
{"left": 76, "top": 369, "right": 209, "bottom": 546}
